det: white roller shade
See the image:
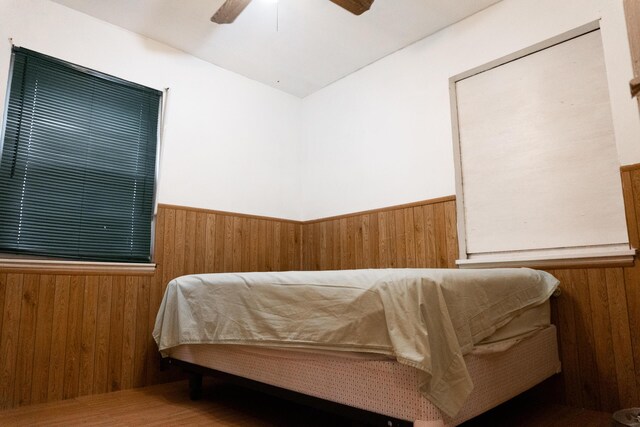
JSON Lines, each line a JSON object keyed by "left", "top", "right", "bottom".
{"left": 454, "top": 29, "right": 631, "bottom": 266}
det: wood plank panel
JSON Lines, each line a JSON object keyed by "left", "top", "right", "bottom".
{"left": 347, "top": 217, "right": 357, "bottom": 269}
{"left": 31, "top": 275, "right": 55, "bottom": 404}
{"left": 393, "top": 210, "right": 406, "bottom": 268}
{"left": 272, "top": 222, "right": 281, "bottom": 271}
{"left": 321, "top": 222, "right": 330, "bottom": 270}
{"left": 292, "top": 223, "right": 300, "bottom": 270}
{"left": 184, "top": 211, "right": 197, "bottom": 275}
{"left": 78, "top": 276, "right": 99, "bottom": 397}
{"left": 366, "top": 215, "right": 378, "bottom": 268}
{"left": 249, "top": 219, "right": 259, "bottom": 272}
{"left": 361, "top": 215, "right": 371, "bottom": 268}
{"left": 93, "top": 276, "right": 113, "bottom": 395}
{"left": 386, "top": 211, "right": 398, "bottom": 268}
{"left": 552, "top": 270, "right": 581, "bottom": 407}
{"left": 630, "top": 171, "right": 640, "bottom": 244}
{"left": 340, "top": 217, "right": 356, "bottom": 269}
{"left": 214, "top": 215, "right": 226, "bottom": 273}
{"left": 173, "top": 209, "right": 187, "bottom": 278}
{"left": 133, "top": 276, "right": 150, "bottom": 388}
{"left": 433, "top": 203, "right": 448, "bottom": 268}
{"left": 238, "top": 218, "right": 249, "bottom": 271}
{"left": 547, "top": 277, "right": 566, "bottom": 405}
{"left": 301, "top": 221, "right": 310, "bottom": 270}
{"left": 621, "top": 171, "right": 639, "bottom": 248}
{"left": 107, "top": 276, "right": 125, "bottom": 392}
{"left": 404, "top": 208, "right": 416, "bottom": 268}
{"left": 605, "top": 268, "right": 638, "bottom": 408}
{"left": 587, "top": 269, "right": 620, "bottom": 412}
{"left": 120, "top": 277, "right": 137, "bottom": 391}
{"left": 204, "top": 213, "right": 216, "bottom": 274}
{"left": 292, "top": 222, "right": 302, "bottom": 270}
{"left": 194, "top": 212, "right": 207, "bottom": 274}
{"left": 47, "top": 275, "right": 71, "bottom": 402}
{"left": 377, "top": 211, "right": 390, "bottom": 267}
{"left": 14, "top": 275, "right": 39, "bottom": 407}
{"left": 314, "top": 222, "right": 323, "bottom": 270}
{"left": 223, "top": 216, "right": 234, "bottom": 272}
{"left": 444, "top": 201, "right": 458, "bottom": 268}
{"left": 310, "top": 222, "right": 320, "bottom": 269}
{"left": 423, "top": 204, "right": 438, "bottom": 268}
{"left": 567, "top": 269, "right": 600, "bottom": 409}
{"left": 280, "top": 219, "right": 290, "bottom": 270}
{"left": 232, "top": 217, "right": 243, "bottom": 272}
{"left": 265, "top": 221, "right": 274, "bottom": 271}
{"left": 0, "top": 275, "right": 6, "bottom": 348}
{"left": 310, "top": 221, "right": 319, "bottom": 269}
{"left": 318, "top": 222, "right": 326, "bottom": 270}
{"left": 413, "top": 206, "right": 426, "bottom": 267}
{"left": 258, "top": 220, "right": 267, "bottom": 271}
{"left": 624, "top": 263, "right": 640, "bottom": 404}
{"left": 332, "top": 220, "right": 341, "bottom": 271}
{"left": 62, "top": 276, "right": 85, "bottom": 400}
{"left": 0, "top": 274, "right": 23, "bottom": 409}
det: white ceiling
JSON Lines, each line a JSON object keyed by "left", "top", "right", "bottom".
{"left": 51, "top": 0, "right": 501, "bottom": 98}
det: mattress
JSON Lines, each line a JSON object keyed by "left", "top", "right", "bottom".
{"left": 168, "top": 325, "right": 560, "bottom": 426}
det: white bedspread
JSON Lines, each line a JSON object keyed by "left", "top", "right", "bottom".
{"left": 153, "top": 268, "right": 558, "bottom": 417}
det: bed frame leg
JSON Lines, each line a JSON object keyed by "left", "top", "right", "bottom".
{"left": 188, "top": 372, "right": 203, "bottom": 400}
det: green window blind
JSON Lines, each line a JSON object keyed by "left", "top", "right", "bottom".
{"left": 0, "top": 48, "right": 161, "bottom": 262}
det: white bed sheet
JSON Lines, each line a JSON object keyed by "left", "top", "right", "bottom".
{"left": 213, "top": 300, "right": 551, "bottom": 361}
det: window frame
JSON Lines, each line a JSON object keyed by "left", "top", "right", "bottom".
{"left": 449, "top": 21, "right": 636, "bottom": 269}
{"left": 0, "top": 46, "right": 165, "bottom": 271}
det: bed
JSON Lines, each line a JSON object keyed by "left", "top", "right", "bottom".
{"left": 153, "top": 268, "right": 561, "bottom": 426}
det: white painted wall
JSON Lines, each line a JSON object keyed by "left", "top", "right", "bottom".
{"left": 301, "top": 0, "right": 640, "bottom": 219}
{"left": 0, "top": 0, "right": 303, "bottom": 220}
{"left": 2, "top": 0, "right": 638, "bottom": 222}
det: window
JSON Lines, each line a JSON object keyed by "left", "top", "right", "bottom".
{"left": 0, "top": 48, "right": 161, "bottom": 263}
{"left": 451, "top": 25, "right": 634, "bottom": 268}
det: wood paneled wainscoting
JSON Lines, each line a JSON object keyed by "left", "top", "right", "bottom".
{"left": 302, "top": 196, "right": 458, "bottom": 271}
{"left": 0, "top": 205, "right": 302, "bottom": 410}
{"left": 1, "top": 170, "right": 640, "bottom": 413}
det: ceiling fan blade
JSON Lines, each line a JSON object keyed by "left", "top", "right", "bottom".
{"left": 211, "top": 0, "right": 252, "bottom": 24}
{"left": 329, "top": 0, "right": 375, "bottom": 15}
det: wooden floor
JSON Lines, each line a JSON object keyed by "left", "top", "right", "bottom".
{"left": 0, "top": 378, "right": 613, "bottom": 426}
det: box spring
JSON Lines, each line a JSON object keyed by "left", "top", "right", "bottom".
{"left": 167, "top": 325, "right": 560, "bottom": 426}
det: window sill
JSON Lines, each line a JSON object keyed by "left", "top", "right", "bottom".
{"left": 0, "top": 258, "right": 156, "bottom": 275}
{"left": 456, "top": 248, "right": 637, "bottom": 269}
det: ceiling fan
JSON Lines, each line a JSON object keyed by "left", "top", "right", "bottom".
{"left": 211, "top": 0, "right": 375, "bottom": 24}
